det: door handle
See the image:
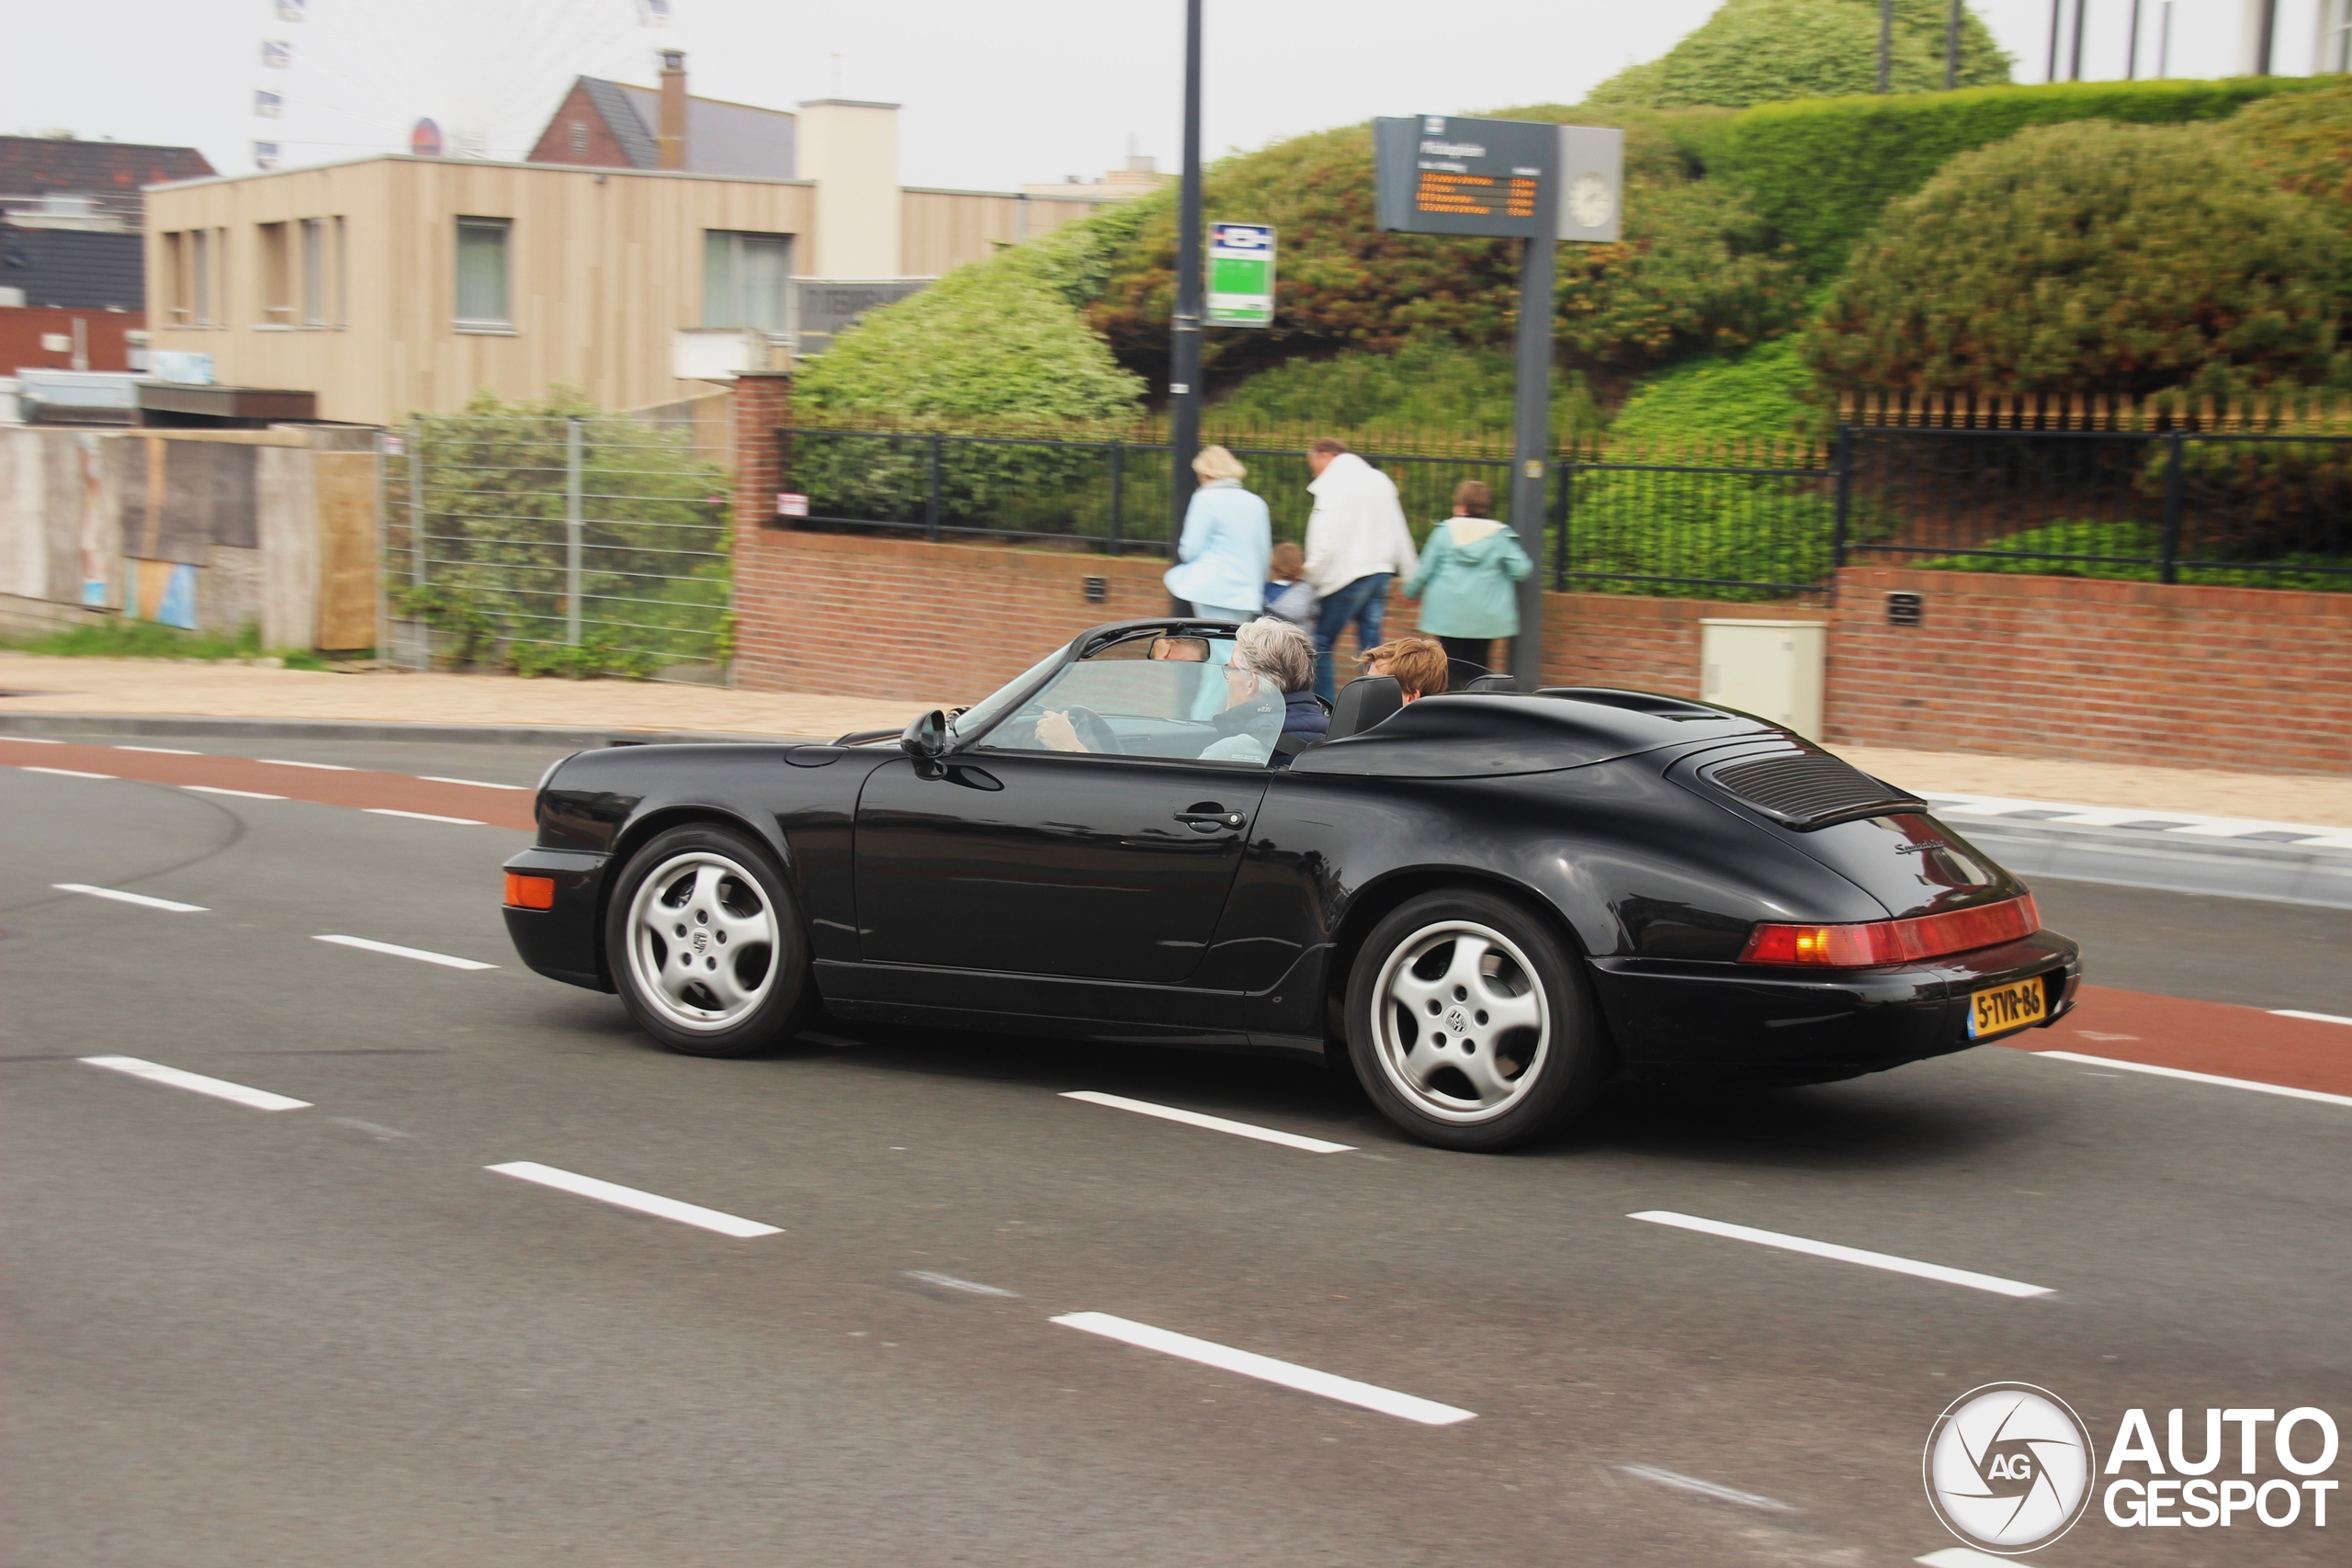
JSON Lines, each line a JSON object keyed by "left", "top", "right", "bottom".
{"left": 1173, "top": 808, "right": 1246, "bottom": 833}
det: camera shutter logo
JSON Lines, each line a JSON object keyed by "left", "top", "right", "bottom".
{"left": 1924, "top": 1383, "right": 2098, "bottom": 1553}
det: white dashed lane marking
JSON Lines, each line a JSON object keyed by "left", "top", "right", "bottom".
{"left": 2038, "top": 1050, "right": 2352, "bottom": 1110}
{"left": 312, "top": 934, "right": 498, "bottom": 970}
{"left": 2270, "top": 1009, "right": 2352, "bottom": 1027}
{"left": 113, "top": 745, "right": 199, "bottom": 755}
{"left": 1628, "top": 1212, "right": 2052, "bottom": 1299}
{"left": 1060, "top": 1090, "right": 1355, "bottom": 1154}
{"left": 52, "top": 883, "right": 208, "bottom": 913}
{"left": 364, "top": 807, "right": 486, "bottom": 826}
{"left": 182, "top": 784, "right": 285, "bottom": 800}
{"left": 1616, "top": 1464, "right": 1794, "bottom": 1512}
{"left": 259, "top": 758, "right": 353, "bottom": 771}
{"left": 418, "top": 775, "right": 529, "bottom": 790}
{"left": 79, "top": 1055, "right": 311, "bottom": 1111}
{"left": 23, "top": 766, "right": 114, "bottom": 780}
{"left": 1051, "top": 1311, "right": 1474, "bottom": 1426}
{"left": 487, "top": 1162, "right": 782, "bottom": 1238}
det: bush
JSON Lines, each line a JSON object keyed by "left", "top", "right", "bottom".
{"left": 790, "top": 221, "right": 1148, "bottom": 524}
{"left": 1803, "top": 121, "right": 2345, "bottom": 400}
{"left": 1206, "top": 334, "right": 1603, "bottom": 440}
{"left": 2226, "top": 81, "right": 2352, "bottom": 217}
{"left": 1584, "top": 0, "right": 2010, "bottom": 111}
{"left": 1711, "top": 77, "right": 2327, "bottom": 277}
{"left": 407, "top": 387, "right": 730, "bottom": 672}
{"left": 1086, "top": 114, "right": 1802, "bottom": 390}
{"left": 1601, "top": 325, "right": 1818, "bottom": 444}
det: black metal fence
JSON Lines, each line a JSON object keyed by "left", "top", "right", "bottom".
{"left": 772, "top": 423, "right": 2351, "bottom": 600}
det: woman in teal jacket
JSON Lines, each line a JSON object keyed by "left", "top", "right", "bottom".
{"left": 1403, "top": 479, "right": 1532, "bottom": 678}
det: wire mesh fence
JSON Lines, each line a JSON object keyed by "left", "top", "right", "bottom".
{"left": 388, "top": 412, "right": 733, "bottom": 680}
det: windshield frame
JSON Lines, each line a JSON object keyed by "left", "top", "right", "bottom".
{"left": 944, "top": 620, "right": 1271, "bottom": 760}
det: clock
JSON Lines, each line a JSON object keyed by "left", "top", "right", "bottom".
{"left": 1569, "top": 172, "right": 1615, "bottom": 231}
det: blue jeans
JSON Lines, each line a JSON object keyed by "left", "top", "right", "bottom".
{"left": 1312, "top": 572, "right": 1390, "bottom": 700}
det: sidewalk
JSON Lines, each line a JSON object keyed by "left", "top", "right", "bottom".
{"left": 3, "top": 651, "right": 2346, "bottom": 827}
{"left": 0, "top": 652, "right": 934, "bottom": 745}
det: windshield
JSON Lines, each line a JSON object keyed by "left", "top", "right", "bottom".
{"left": 947, "top": 647, "right": 1069, "bottom": 745}
{"left": 965, "top": 632, "right": 1286, "bottom": 765}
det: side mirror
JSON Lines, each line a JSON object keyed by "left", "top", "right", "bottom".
{"left": 901, "top": 709, "right": 948, "bottom": 760}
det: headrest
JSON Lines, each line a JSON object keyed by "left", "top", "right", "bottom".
{"left": 1462, "top": 673, "right": 1518, "bottom": 693}
{"left": 1327, "top": 675, "right": 1405, "bottom": 741}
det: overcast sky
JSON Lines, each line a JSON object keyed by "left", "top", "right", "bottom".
{"left": 4, "top": 0, "right": 2329, "bottom": 190}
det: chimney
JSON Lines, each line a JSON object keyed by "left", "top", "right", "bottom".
{"left": 658, "top": 50, "right": 687, "bottom": 170}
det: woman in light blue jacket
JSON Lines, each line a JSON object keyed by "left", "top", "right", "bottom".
{"left": 1165, "top": 446, "right": 1271, "bottom": 624}
{"left": 1403, "top": 479, "right": 1532, "bottom": 677}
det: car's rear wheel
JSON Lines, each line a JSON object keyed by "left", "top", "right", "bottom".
{"left": 1344, "top": 889, "right": 1604, "bottom": 1151}
{"left": 605, "top": 823, "right": 811, "bottom": 1057}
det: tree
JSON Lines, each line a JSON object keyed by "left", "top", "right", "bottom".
{"left": 1584, "top": 0, "right": 2011, "bottom": 110}
{"left": 1803, "top": 120, "right": 2344, "bottom": 399}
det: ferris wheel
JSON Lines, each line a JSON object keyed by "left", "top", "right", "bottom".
{"left": 249, "top": 0, "right": 681, "bottom": 172}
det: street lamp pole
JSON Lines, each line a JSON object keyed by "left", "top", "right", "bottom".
{"left": 1168, "top": 0, "right": 1205, "bottom": 543}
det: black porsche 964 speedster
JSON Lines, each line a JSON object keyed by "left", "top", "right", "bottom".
{"left": 500, "top": 619, "right": 2080, "bottom": 1151}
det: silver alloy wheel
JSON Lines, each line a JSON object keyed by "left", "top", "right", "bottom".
{"left": 623, "top": 851, "right": 779, "bottom": 1033}
{"left": 1368, "top": 919, "right": 1551, "bottom": 1124}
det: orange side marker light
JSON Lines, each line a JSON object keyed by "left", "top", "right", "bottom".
{"left": 504, "top": 873, "right": 556, "bottom": 909}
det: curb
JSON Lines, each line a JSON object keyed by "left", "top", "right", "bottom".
{"left": 1955, "top": 818, "right": 2352, "bottom": 911}
{"left": 0, "top": 713, "right": 820, "bottom": 748}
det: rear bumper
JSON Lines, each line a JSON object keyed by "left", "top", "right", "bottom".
{"left": 1590, "top": 931, "right": 2082, "bottom": 1087}
{"left": 501, "top": 846, "right": 612, "bottom": 992}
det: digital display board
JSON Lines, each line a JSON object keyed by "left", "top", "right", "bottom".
{"left": 1374, "top": 115, "right": 1556, "bottom": 239}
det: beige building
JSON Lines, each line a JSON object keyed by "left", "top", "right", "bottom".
{"left": 142, "top": 96, "right": 1111, "bottom": 428}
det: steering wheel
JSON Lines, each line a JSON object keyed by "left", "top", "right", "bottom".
{"left": 1053, "top": 703, "right": 1122, "bottom": 755}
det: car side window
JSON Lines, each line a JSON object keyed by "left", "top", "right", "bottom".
{"left": 978, "top": 649, "right": 1285, "bottom": 765}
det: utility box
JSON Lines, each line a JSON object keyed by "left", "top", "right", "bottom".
{"left": 1701, "top": 618, "right": 1826, "bottom": 739}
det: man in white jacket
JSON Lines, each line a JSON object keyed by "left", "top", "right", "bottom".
{"left": 1302, "top": 438, "right": 1419, "bottom": 699}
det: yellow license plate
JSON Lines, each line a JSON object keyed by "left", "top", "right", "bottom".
{"left": 1967, "top": 976, "right": 2047, "bottom": 1039}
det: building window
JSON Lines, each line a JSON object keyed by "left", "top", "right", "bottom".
{"left": 191, "top": 229, "right": 214, "bottom": 325}
{"left": 703, "top": 230, "right": 793, "bottom": 335}
{"left": 334, "top": 215, "right": 347, "bottom": 327}
{"left": 455, "top": 216, "right": 512, "bottom": 329}
{"left": 569, "top": 120, "right": 589, "bottom": 154}
{"left": 300, "top": 217, "right": 328, "bottom": 325}
{"left": 259, "top": 221, "right": 293, "bottom": 323}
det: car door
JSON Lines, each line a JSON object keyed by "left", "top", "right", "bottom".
{"left": 853, "top": 638, "right": 1286, "bottom": 985}
{"left": 853, "top": 751, "right": 1270, "bottom": 983}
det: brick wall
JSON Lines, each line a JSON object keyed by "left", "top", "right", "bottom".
{"left": 1826, "top": 567, "right": 2352, "bottom": 774}
{"left": 726, "top": 382, "right": 2347, "bottom": 772}
{"left": 0, "top": 306, "right": 141, "bottom": 374}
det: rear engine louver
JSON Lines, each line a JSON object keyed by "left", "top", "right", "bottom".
{"left": 1704, "top": 751, "right": 1925, "bottom": 831}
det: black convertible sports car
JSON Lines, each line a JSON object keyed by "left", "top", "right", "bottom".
{"left": 500, "top": 618, "right": 2080, "bottom": 1151}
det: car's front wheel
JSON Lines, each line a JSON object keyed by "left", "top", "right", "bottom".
{"left": 605, "top": 823, "right": 811, "bottom": 1057}
{"left": 1343, "top": 889, "right": 1604, "bottom": 1151}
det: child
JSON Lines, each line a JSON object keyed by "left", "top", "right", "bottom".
{"left": 1263, "top": 541, "right": 1318, "bottom": 631}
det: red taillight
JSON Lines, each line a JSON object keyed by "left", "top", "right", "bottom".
{"left": 1739, "top": 894, "right": 2039, "bottom": 968}
{"left": 504, "top": 872, "right": 556, "bottom": 909}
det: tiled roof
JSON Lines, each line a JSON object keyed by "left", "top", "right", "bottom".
{"left": 612, "top": 85, "right": 795, "bottom": 179}
{"left": 0, "top": 137, "right": 214, "bottom": 228}
{"left": 0, "top": 225, "right": 145, "bottom": 310}
{"left": 579, "top": 79, "right": 660, "bottom": 170}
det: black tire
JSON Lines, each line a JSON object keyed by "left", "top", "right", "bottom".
{"left": 1342, "top": 888, "right": 1604, "bottom": 1151}
{"left": 604, "top": 822, "right": 814, "bottom": 1058}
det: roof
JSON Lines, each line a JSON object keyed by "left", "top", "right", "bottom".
{"left": 580, "top": 78, "right": 661, "bottom": 170}
{"left": 0, "top": 224, "right": 143, "bottom": 310}
{"left": 603, "top": 81, "right": 796, "bottom": 179}
{"left": 0, "top": 136, "right": 214, "bottom": 228}
{"left": 146, "top": 152, "right": 808, "bottom": 195}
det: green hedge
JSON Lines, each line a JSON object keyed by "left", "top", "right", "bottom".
{"left": 1710, "top": 77, "right": 2330, "bottom": 277}
{"left": 1583, "top": 0, "right": 2010, "bottom": 111}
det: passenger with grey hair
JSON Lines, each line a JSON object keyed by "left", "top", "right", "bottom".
{"left": 1165, "top": 446, "right": 1272, "bottom": 623}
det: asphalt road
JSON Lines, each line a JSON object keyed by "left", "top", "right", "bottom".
{"left": 6, "top": 739, "right": 2346, "bottom": 1567}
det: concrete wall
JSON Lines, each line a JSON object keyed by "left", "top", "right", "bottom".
{"left": 0, "top": 424, "right": 376, "bottom": 649}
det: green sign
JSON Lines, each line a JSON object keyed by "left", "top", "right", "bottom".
{"left": 1207, "top": 222, "right": 1273, "bottom": 328}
